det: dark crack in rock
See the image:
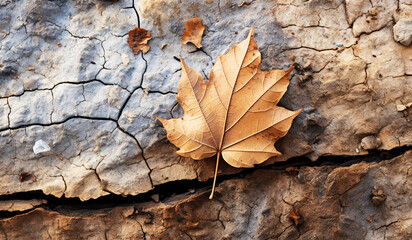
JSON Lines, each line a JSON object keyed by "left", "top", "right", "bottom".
{"left": 0, "top": 151, "right": 410, "bottom": 239}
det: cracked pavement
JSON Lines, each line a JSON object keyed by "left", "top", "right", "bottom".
{"left": 0, "top": 0, "right": 411, "bottom": 239}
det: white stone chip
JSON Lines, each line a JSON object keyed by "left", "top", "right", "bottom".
{"left": 33, "top": 139, "right": 51, "bottom": 154}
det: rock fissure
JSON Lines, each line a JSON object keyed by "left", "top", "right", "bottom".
{"left": 147, "top": 90, "right": 178, "bottom": 95}
{"left": 117, "top": 53, "right": 147, "bottom": 121}
{"left": 285, "top": 45, "right": 341, "bottom": 52}
{"left": 132, "top": 0, "right": 140, "bottom": 28}
{"left": 0, "top": 145, "right": 410, "bottom": 220}
{"left": 356, "top": 20, "right": 394, "bottom": 38}
{"left": 116, "top": 123, "right": 154, "bottom": 188}
{"left": 5, "top": 99, "right": 11, "bottom": 129}
{"left": 92, "top": 168, "right": 115, "bottom": 196}
{"left": 59, "top": 175, "right": 67, "bottom": 194}
{"left": 0, "top": 78, "right": 129, "bottom": 100}
{"left": 188, "top": 48, "right": 213, "bottom": 60}
{"left": 62, "top": 27, "right": 93, "bottom": 40}
{"left": 0, "top": 115, "right": 118, "bottom": 133}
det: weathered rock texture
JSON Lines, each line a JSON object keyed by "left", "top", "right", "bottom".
{"left": 0, "top": 0, "right": 411, "bottom": 239}
{"left": 1, "top": 151, "right": 411, "bottom": 239}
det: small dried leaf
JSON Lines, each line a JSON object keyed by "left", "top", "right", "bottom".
{"left": 289, "top": 209, "right": 303, "bottom": 226}
{"left": 128, "top": 28, "right": 152, "bottom": 55}
{"left": 182, "top": 17, "right": 206, "bottom": 48}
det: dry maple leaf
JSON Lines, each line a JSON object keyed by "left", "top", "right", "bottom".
{"left": 182, "top": 17, "right": 206, "bottom": 48}
{"left": 157, "top": 27, "right": 301, "bottom": 198}
{"left": 128, "top": 28, "right": 152, "bottom": 55}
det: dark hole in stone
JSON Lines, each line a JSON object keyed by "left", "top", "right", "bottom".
{"left": 19, "top": 172, "right": 35, "bottom": 182}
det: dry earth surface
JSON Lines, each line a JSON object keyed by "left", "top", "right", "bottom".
{"left": 0, "top": 0, "right": 411, "bottom": 239}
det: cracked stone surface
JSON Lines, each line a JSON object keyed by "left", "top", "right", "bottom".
{"left": 393, "top": 19, "right": 412, "bottom": 46}
{"left": 52, "top": 81, "right": 129, "bottom": 122}
{"left": 0, "top": 118, "right": 152, "bottom": 201}
{"left": 0, "top": 199, "right": 47, "bottom": 212}
{"left": 0, "top": 99, "right": 9, "bottom": 130}
{"left": 0, "top": 151, "right": 410, "bottom": 239}
{"left": 8, "top": 90, "right": 54, "bottom": 127}
{"left": 0, "top": 0, "right": 411, "bottom": 237}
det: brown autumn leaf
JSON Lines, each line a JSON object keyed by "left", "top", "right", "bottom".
{"left": 157, "top": 27, "right": 301, "bottom": 198}
{"left": 127, "top": 28, "right": 152, "bottom": 55}
{"left": 182, "top": 17, "right": 206, "bottom": 48}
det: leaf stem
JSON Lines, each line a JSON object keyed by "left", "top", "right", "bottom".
{"left": 209, "top": 153, "right": 220, "bottom": 199}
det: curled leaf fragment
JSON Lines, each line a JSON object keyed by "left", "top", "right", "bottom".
{"left": 182, "top": 17, "right": 206, "bottom": 48}
{"left": 128, "top": 28, "right": 152, "bottom": 55}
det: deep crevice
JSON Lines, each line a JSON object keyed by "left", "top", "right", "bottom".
{"left": 148, "top": 90, "right": 178, "bottom": 95}
{"left": 0, "top": 208, "right": 40, "bottom": 219}
{"left": 0, "top": 145, "right": 410, "bottom": 219}
{"left": 0, "top": 177, "right": 217, "bottom": 218}
{"left": 131, "top": 0, "right": 140, "bottom": 28}
{"left": 277, "top": 145, "right": 411, "bottom": 169}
